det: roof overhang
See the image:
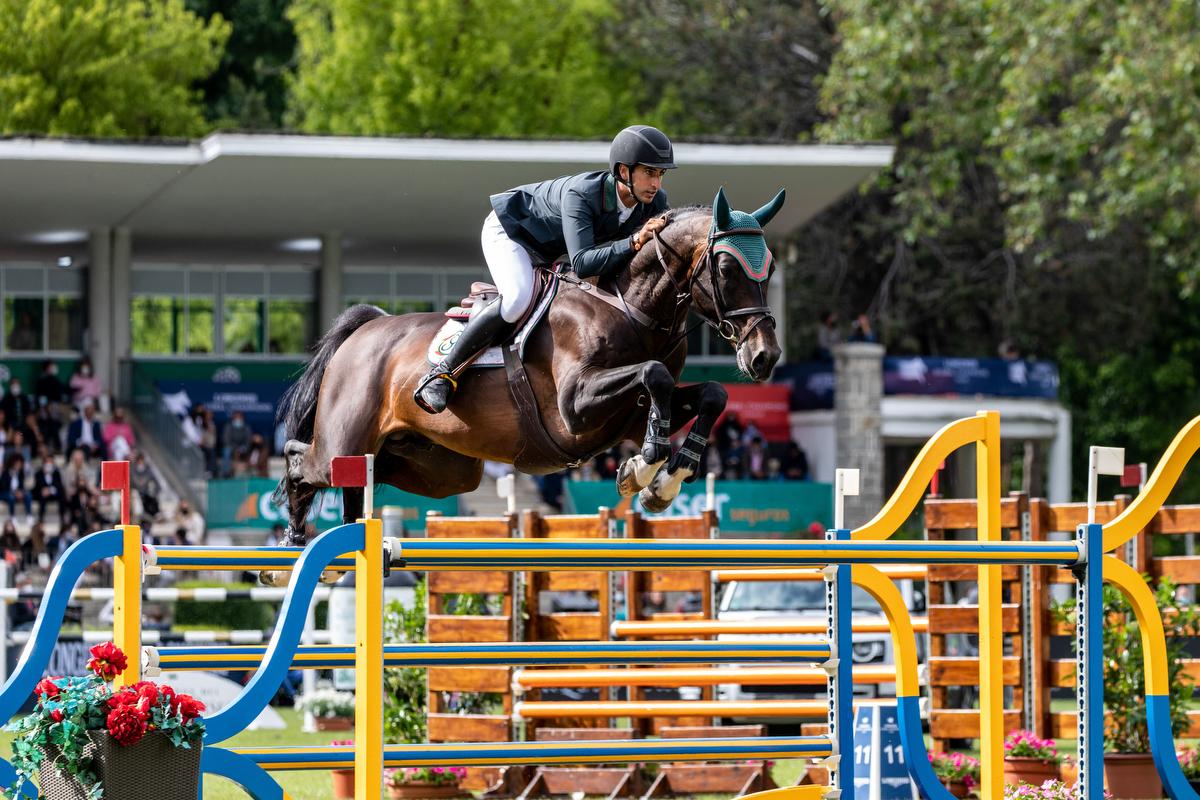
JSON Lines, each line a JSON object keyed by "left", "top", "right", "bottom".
{"left": 0, "top": 134, "right": 893, "bottom": 263}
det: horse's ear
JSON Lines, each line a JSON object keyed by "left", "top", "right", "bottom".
{"left": 751, "top": 189, "right": 787, "bottom": 228}
{"left": 712, "top": 187, "right": 732, "bottom": 230}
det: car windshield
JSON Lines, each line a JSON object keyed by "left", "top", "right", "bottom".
{"left": 725, "top": 581, "right": 881, "bottom": 613}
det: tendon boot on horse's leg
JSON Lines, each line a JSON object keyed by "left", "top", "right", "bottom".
{"left": 616, "top": 401, "right": 673, "bottom": 498}
{"left": 414, "top": 297, "right": 515, "bottom": 415}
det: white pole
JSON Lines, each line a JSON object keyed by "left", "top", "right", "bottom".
{"left": 1087, "top": 446, "right": 1124, "bottom": 525}
{"left": 705, "top": 472, "right": 716, "bottom": 512}
{"left": 363, "top": 453, "right": 375, "bottom": 519}
{"left": 834, "top": 468, "right": 860, "bottom": 531}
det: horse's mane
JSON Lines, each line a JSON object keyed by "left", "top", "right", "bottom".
{"left": 627, "top": 205, "right": 711, "bottom": 274}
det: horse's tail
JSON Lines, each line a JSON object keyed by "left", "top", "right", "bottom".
{"left": 277, "top": 304, "right": 388, "bottom": 445}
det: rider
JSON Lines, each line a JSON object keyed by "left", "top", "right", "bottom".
{"left": 414, "top": 124, "right": 677, "bottom": 414}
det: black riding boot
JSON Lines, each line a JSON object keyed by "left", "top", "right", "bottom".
{"left": 414, "top": 297, "right": 515, "bottom": 414}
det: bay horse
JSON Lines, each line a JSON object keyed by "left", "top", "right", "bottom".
{"left": 267, "top": 188, "right": 785, "bottom": 581}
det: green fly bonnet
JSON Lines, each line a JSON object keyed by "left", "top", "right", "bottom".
{"left": 709, "top": 187, "right": 786, "bottom": 282}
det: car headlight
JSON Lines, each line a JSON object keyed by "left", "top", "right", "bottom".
{"left": 851, "top": 641, "right": 885, "bottom": 663}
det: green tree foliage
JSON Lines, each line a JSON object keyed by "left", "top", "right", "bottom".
{"left": 186, "top": 0, "right": 297, "bottom": 129}
{"left": 614, "top": 0, "right": 834, "bottom": 141}
{"left": 287, "top": 0, "right": 635, "bottom": 137}
{"left": 818, "top": 0, "right": 1200, "bottom": 286}
{"left": 0, "top": 0, "right": 230, "bottom": 137}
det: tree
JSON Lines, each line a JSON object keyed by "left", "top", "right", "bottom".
{"left": 186, "top": 0, "right": 297, "bottom": 129}
{"left": 0, "top": 0, "right": 230, "bottom": 137}
{"left": 287, "top": 0, "right": 636, "bottom": 137}
{"left": 613, "top": 0, "right": 835, "bottom": 141}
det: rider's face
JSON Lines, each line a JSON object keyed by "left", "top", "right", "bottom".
{"left": 627, "top": 165, "right": 667, "bottom": 204}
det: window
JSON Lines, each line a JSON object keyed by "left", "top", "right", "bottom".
{"left": 344, "top": 268, "right": 447, "bottom": 317}
{"left": 132, "top": 266, "right": 315, "bottom": 357}
{"left": 0, "top": 263, "right": 84, "bottom": 353}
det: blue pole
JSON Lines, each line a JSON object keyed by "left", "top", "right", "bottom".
{"left": 827, "top": 528, "right": 855, "bottom": 798}
{"left": 1077, "top": 523, "right": 1104, "bottom": 800}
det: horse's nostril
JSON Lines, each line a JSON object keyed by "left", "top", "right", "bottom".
{"left": 751, "top": 352, "right": 766, "bottom": 374}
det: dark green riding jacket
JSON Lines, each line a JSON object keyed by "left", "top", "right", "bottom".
{"left": 490, "top": 171, "right": 670, "bottom": 279}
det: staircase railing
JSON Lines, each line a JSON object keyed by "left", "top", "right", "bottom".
{"left": 119, "top": 360, "right": 206, "bottom": 509}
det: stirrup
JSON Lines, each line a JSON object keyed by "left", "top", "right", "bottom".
{"left": 413, "top": 370, "right": 457, "bottom": 414}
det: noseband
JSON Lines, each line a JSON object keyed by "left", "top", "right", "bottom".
{"left": 652, "top": 225, "right": 776, "bottom": 348}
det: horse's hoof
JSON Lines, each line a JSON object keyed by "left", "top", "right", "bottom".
{"left": 258, "top": 569, "right": 289, "bottom": 587}
{"left": 638, "top": 485, "right": 673, "bottom": 514}
{"left": 320, "top": 570, "right": 343, "bottom": 585}
{"left": 616, "top": 461, "right": 640, "bottom": 497}
{"left": 616, "top": 455, "right": 667, "bottom": 497}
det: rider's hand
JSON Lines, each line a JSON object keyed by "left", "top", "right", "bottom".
{"left": 632, "top": 218, "right": 667, "bottom": 251}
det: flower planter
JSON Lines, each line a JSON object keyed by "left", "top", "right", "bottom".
{"left": 1104, "top": 753, "right": 1162, "bottom": 800}
{"left": 39, "top": 730, "right": 202, "bottom": 800}
{"left": 315, "top": 715, "right": 354, "bottom": 731}
{"left": 387, "top": 783, "right": 469, "bottom": 799}
{"left": 941, "top": 780, "right": 970, "bottom": 799}
{"left": 332, "top": 768, "right": 355, "bottom": 799}
{"left": 1003, "top": 756, "right": 1059, "bottom": 787}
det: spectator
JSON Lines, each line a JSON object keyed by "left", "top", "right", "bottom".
{"left": 171, "top": 526, "right": 190, "bottom": 547}
{"left": 781, "top": 442, "right": 810, "bottom": 481}
{"left": 0, "top": 378, "right": 32, "bottom": 427}
{"left": 67, "top": 403, "right": 105, "bottom": 459}
{"left": 740, "top": 419, "right": 763, "bottom": 448}
{"left": 21, "top": 522, "right": 48, "bottom": 572}
{"left": 130, "top": 452, "right": 160, "bottom": 520}
{"left": 7, "top": 312, "right": 38, "bottom": 351}
{"left": 67, "top": 474, "right": 104, "bottom": 533}
{"left": 816, "top": 311, "right": 841, "bottom": 360}
{"left": 34, "top": 360, "right": 67, "bottom": 448}
{"left": 196, "top": 406, "right": 218, "bottom": 477}
{"left": 703, "top": 433, "right": 723, "bottom": 479}
{"left": 743, "top": 437, "right": 768, "bottom": 480}
{"left": 33, "top": 454, "right": 67, "bottom": 523}
{"left": 102, "top": 407, "right": 136, "bottom": 462}
{"left": 848, "top": 313, "right": 876, "bottom": 344}
{"left": 62, "top": 448, "right": 95, "bottom": 497}
{"left": 246, "top": 433, "right": 271, "bottom": 478}
{"left": 535, "top": 471, "right": 566, "bottom": 513}
{"left": 69, "top": 357, "right": 104, "bottom": 412}
{"left": 7, "top": 430, "right": 29, "bottom": 465}
{"left": 19, "top": 412, "right": 47, "bottom": 459}
{"left": 173, "top": 499, "right": 205, "bottom": 544}
{"left": 222, "top": 411, "right": 252, "bottom": 476}
{"left": 0, "top": 454, "right": 32, "bottom": 524}
{"left": 0, "top": 521, "right": 20, "bottom": 568}
{"left": 715, "top": 412, "right": 745, "bottom": 466}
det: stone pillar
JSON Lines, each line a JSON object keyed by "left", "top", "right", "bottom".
{"left": 319, "top": 231, "right": 343, "bottom": 334}
{"left": 833, "top": 342, "right": 885, "bottom": 527}
{"left": 110, "top": 227, "right": 132, "bottom": 397}
{"left": 87, "top": 227, "right": 112, "bottom": 398}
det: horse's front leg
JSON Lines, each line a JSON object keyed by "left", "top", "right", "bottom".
{"left": 561, "top": 361, "right": 675, "bottom": 496}
{"left": 639, "top": 381, "right": 728, "bottom": 512}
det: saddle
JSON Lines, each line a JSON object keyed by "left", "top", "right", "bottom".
{"left": 425, "top": 265, "right": 578, "bottom": 471}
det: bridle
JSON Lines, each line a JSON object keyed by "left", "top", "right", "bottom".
{"left": 650, "top": 223, "right": 776, "bottom": 350}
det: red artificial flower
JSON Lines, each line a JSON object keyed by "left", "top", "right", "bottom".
{"left": 106, "top": 704, "right": 147, "bottom": 746}
{"left": 107, "top": 689, "right": 137, "bottom": 709}
{"left": 87, "top": 643, "right": 128, "bottom": 681}
{"left": 159, "top": 685, "right": 175, "bottom": 709}
{"left": 175, "top": 694, "right": 205, "bottom": 720}
{"left": 34, "top": 678, "right": 61, "bottom": 700}
{"left": 50, "top": 709, "right": 64, "bottom": 723}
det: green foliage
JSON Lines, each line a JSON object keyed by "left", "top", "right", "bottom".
{"left": 818, "top": 0, "right": 1200, "bottom": 287}
{"left": 0, "top": 0, "right": 230, "bottom": 137}
{"left": 185, "top": 0, "right": 297, "bottom": 129}
{"left": 1049, "top": 578, "right": 1200, "bottom": 753}
{"left": 173, "top": 580, "right": 275, "bottom": 632}
{"left": 286, "top": 0, "right": 635, "bottom": 136}
{"left": 383, "top": 578, "right": 427, "bottom": 745}
{"left": 613, "top": 0, "right": 833, "bottom": 141}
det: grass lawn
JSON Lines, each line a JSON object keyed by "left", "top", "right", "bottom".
{"left": 0, "top": 708, "right": 813, "bottom": 799}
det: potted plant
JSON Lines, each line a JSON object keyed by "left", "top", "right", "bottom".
{"left": 5, "top": 642, "right": 206, "bottom": 800}
{"left": 1052, "top": 578, "right": 1200, "bottom": 799}
{"left": 1003, "top": 730, "right": 1061, "bottom": 786}
{"left": 385, "top": 766, "right": 469, "bottom": 799}
{"left": 927, "top": 752, "right": 979, "bottom": 798}
{"left": 1178, "top": 747, "right": 1200, "bottom": 795}
{"left": 295, "top": 685, "right": 356, "bottom": 731}
{"left": 329, "top": 740, "right": 354, "bottom": 799}
{"left": 1002, "top": 778, "right": 1111, "bottom": 800}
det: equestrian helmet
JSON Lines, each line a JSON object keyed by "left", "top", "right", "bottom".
{"left": 610, "top": 125, "right": 677, "bottom": 181}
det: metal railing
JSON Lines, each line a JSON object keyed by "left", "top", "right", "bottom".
{"left": 119, "top": 359, "right": 206, "bottom": 508}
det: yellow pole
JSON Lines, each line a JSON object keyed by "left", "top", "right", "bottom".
{"left": 355, "top": 516, "right": 383, "bottom": 799}
{"left": 976, "top": 410, "right": 1002, "bottom": 800}
{"left": 112, "top": 523, "right": 142, "bottom": 687}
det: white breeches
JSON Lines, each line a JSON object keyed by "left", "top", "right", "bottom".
{"left": 482, "top": 211, "right": 536, "bottom": 323}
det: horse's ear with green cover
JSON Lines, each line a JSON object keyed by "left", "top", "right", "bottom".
{"left": 712, "top": 187, "right": 733, "bottom": 231}
{"left": 751, "top": 189, "right": 786, "bottom": 228}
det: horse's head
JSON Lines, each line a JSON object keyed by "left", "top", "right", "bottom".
{"left": 686, "top": 187, "right": 785, "bottom": 381}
